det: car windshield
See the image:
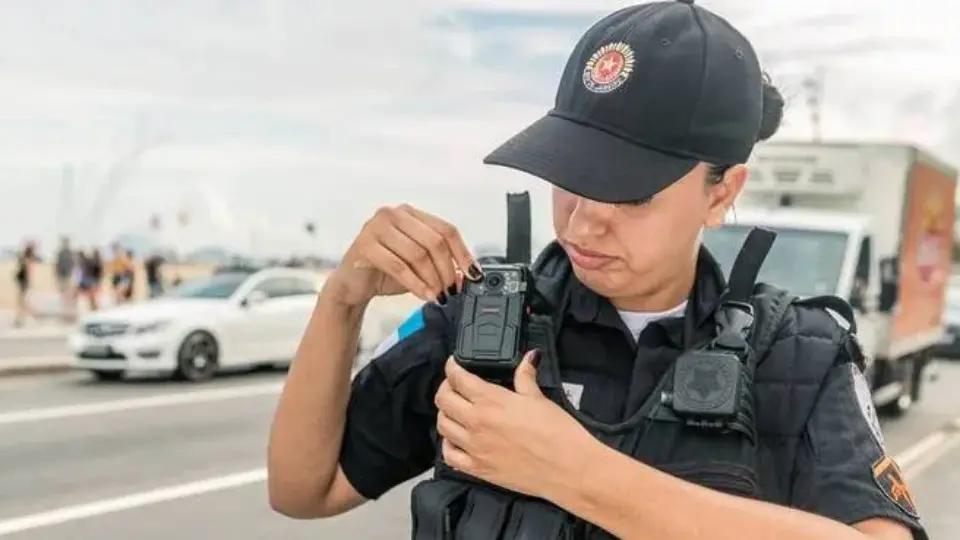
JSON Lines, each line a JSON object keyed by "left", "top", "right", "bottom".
{"left": 163, "top": 272, "right": 249, "bottom": 299}
{"left": 702, "top": 225, "right": 850, "bottom": 298}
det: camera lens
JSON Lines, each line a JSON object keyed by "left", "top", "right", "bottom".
{"left": 485, "top": 273, "right": 503, "bottom": 289}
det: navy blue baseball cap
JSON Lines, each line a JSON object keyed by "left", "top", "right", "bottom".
{"left": 483, "top": 0, "right": 763, "bottom": 203}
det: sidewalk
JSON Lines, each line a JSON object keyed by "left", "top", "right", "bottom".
{"left": 0, "top": 324, "right": 71, "bottom": 340}
{"left": 0, "top": 312, "right": 72, "bottom": 340}
{"left": 0, "top": 356, "right": 72, "bottom": 377}
{"left": 0, "top": 310, "right": 74, "bottom": 376}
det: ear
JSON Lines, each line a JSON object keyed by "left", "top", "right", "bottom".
{"left": 704, "top": 164, "right": 748, "bottom": 228}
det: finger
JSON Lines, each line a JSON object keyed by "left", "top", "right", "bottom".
{"left": 374, "top": 225, "right": 445, "bottom": 300}
{"left": 435, "top": 379, "right": 475, "bottom": 425}
{"left": 445, "top": 357, "right": 492, "bottom": 402}
{"left": 392, "top": 207, "right": 458, "bottom": 295}
{"left": 513, "top": 350, "right": 543, "bottom": 397}
{"left": 363, "top": 243, "right": 434, "bottom": 301}
{"left": 436, "top": 410, "right": 471, "bottom": 450}
{"left": 455, "top": 267, "right": 465, "bottom": 293}
{"left": 404, "top": 206, "right": 481, "bottom": 281}
{"left": 441, "top": 438, "right": 473, "bottom": 472}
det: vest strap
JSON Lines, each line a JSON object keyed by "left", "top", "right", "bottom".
{"left": 500, "top": 499, "right": 572, "bottom": 539}
{"left": 725, "top": 227, "right": 776, "bottom": 302}
{"left": 455, "top": 489, "right": 513, "bottom": 540}
{"left": 411, "top": 479, "right": 470, "bottom": 540}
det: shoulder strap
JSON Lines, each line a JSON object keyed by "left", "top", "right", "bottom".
{"left": 505, "top": 191, "right": 532, "bottom": 265}
{"left": 529, "top": 241, "right": 571, "bottom": 315}
{"left": 795, "top": 295, "right": 858, "bottom": 334}
{"left": 748, "top": 285, "right": 797, "bottom": 364}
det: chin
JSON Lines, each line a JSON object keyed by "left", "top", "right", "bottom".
{"left": 570, "top": 265, "right": 619, "bottom": 297}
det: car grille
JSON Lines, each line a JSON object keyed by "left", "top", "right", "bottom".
{"left": 84, "top": 322, "right": 130, "bottom": 338}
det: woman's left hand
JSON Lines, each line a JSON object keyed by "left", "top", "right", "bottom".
{"left": 434, "top": 351, "right": 595, "bottom": 499}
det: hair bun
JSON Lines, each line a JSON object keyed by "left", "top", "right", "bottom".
{"left": 757, "top": 72, "right": 784, "bottom": 142}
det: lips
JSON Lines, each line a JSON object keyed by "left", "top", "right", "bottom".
{"left": 564, "top": 242, "right": 616, "bottom": 270}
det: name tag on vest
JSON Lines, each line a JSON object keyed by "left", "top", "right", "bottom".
{"left": 561, "top": 382, "right": 584, "bottom": 410}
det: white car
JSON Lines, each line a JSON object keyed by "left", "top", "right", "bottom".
{"left": 69, "top": 267, "right": 325, "bottom": 381}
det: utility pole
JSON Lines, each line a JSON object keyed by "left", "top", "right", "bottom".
{"left": 801, "top": 67, "right": 825, "bottom": 142}
{"left": 58, "top": 164, "right": 75, "bottom": 237}
{"left": 85, "top": 108, "right": 168, "bottom": 246}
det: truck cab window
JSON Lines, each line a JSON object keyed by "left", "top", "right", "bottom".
{"left": 850, "top": 236, "right": 872, "bottom": 310}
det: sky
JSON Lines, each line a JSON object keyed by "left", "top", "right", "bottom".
{"left": 2, "top": 0, "right": 960, "bottom": 257}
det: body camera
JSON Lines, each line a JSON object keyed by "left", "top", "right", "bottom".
{"left": 454, "top": 264, "right": 532, "bottom": 382}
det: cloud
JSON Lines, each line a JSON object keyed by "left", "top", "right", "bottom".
{"left": 2, "top": 0, "right": 960, "bottom": 256}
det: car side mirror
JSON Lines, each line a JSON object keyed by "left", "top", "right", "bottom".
{"left": 242, "top": 290, "right": 267, "bottom": 308}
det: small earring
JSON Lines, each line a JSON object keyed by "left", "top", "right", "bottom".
{"left": 707, "top": 211, "right": 725, "bottom": 228}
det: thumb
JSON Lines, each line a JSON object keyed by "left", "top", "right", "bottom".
{"left": 513, "top": 350, "right": 543, "bottom": 397}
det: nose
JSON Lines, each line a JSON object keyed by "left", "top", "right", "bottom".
{"left": 567, "top": 195, "right": 613, "bottom": 237}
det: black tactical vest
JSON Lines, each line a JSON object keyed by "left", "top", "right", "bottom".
{"left": 411, "top": 229, "right": 858, "bottom": 539}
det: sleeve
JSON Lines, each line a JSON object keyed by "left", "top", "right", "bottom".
{"left": 792, "top": 337, "right": 927, "bottom": 539}
{"left": 338, "top": 299, "right": 456, "bottom": 500}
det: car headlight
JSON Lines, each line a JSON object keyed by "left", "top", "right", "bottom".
{"left": 134, "top": 321, "right": 171, "bottom": 334}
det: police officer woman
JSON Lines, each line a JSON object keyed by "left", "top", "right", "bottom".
{"left": 268, "top": 2, "right": 925, "bottom": 539}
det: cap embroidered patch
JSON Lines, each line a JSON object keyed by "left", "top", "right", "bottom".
{"left": 872, "top": 455, "right": 919, "bottom": 518}
{"left": 582, "top": 42, "right": 635, "bottom": 94}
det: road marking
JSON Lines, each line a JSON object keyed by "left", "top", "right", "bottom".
{"left": 0, "top": 382, "right": 283, "bottom": 426}
{"left": 0, "top": 469, "right": 267, "bottom": 536}
{"left": 0, "top": 419, "right": 956, "bottom": 534}
{"left": 896, "top": 418, "right": 960, "bottom": 480}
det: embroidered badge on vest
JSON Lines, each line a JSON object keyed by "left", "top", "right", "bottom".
{"left": 872, "top": 455, "right": 919, "bottom": 518}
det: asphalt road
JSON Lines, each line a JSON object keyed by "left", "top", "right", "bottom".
{"left": 0, "top": 363, "right": 958, "bottom": 539}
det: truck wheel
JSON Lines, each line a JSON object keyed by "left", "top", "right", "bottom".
{"left": 878, "top": 355, "right": 920, "bottom": 417}
{"left": 910, "top": 353, "right": 932, "bottom": 404}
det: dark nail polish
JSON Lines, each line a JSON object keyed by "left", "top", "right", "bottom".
{"left": 436, "top": 292, "right": 448, "bottom": 305}
{"left": 467, "top": 263, "right": 484, "bottom": 281}
{"left": 446, "top": 285, "right": 458, "bottom": 296}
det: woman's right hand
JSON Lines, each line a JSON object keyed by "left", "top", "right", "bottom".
{"left": 326, "top": 204, "right": 482, "bottom": 307}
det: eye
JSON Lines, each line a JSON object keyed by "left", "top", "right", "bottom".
{"left": 616, "top": 196, "right": 653, "bottom": 207}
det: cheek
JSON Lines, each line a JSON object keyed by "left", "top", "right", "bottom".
{"left": 614, "top": 207, "right": 705, "bottom": 268}
{"left": 551, "top": 189, "right": 576, "bottom": 235}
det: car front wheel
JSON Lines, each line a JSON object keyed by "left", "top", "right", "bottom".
{"left": 174, "top": 331, "right": 220, "bottom": 382}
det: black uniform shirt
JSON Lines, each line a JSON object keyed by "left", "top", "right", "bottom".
{"left": 338, "top": 249, "right": 926, "bottom": 538}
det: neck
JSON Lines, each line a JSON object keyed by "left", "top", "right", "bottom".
{"left": 609, "top": 258, "right": 698, "bottom": 313}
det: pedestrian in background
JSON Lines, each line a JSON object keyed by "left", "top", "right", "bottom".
{"left": 82, "top": 248, "right": 104, "bottom": 312}
{"left": 13, "top": 241, "right": 36, "bottom": 327}
{"left": 108, "top": 245, "right": 135, "bottom": 304}
{"left": 54, "top": 236, "right": 76, "bottom": 322}
{"left": 145, "top": 252, "right": 165, "bottom": 298}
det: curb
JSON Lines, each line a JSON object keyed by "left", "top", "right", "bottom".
{"left": 0, "top": 358, "right": 73, "bottom": 378}
{"left": 0, "top": 330, "right": 70, "bottom": 340}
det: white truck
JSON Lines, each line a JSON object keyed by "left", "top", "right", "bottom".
{"left": 702, "top": 141, "right": 958, "bottom": 416}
